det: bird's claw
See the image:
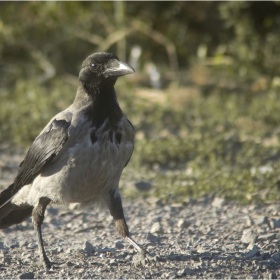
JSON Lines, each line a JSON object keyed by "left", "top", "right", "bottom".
{"left": 42, "top": 256, "right": 52, "bottom": 270}
{"left": 132, "top": 249, "right": 158, "bottom": 267}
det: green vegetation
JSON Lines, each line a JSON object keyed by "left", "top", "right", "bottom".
{"left": 1, "top": 2, "right": 280, "bottom": 203}
{"left": 119, "top": 73, "right": 280, "bottom": 203}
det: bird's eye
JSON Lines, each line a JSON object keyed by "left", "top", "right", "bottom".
{"left": 90, "top": 63, "right": 97, "bottom": 69}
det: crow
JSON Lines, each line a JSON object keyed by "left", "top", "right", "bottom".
{"left": 0, "top": 52, "right": 148, "bottom": 269}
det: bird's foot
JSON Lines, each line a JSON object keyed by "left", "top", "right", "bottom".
{"left": 132, "top": 249, "right": 158, "bottom": 267}
{"left": 42, "top": 256, "right": 52, "bottom": 270}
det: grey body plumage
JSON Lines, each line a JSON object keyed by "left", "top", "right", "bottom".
{"left": 0, "top": 52, "right": 148, "bottom": 269}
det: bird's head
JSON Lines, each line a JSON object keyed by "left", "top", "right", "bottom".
{"left": 78, "top": 52, "right": 135, "bottom": 85}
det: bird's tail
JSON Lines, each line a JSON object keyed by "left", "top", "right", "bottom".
{"left": 0, "top": 198, "right": 33, "bottom": 229}
{"left": 0, "top": 183, "right": 33, "bottom": 229}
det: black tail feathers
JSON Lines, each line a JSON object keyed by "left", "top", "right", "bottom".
{"left": 0, "top": 201, "right": 33, "bottom": 229}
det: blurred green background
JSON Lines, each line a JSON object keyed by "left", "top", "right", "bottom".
{"left": 1, "top": 1, "right": 280, "bottom": 203}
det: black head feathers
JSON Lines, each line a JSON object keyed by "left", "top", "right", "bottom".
{"left": 78, "top": 52, "right": 134, "bottom": 84}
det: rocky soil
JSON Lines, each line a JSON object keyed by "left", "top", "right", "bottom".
{"left": 0, "top": 147, "right": 280, "bottom": 279}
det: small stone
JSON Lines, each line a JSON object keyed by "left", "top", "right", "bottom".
{"left": 51, "top": 248, "right": 58, "bottom": 254}
{"left": 211, "top": 197, "right": 225, "bottom": 208}
{"left": 26, "top": 243, "right": 37, "bottom": 249}
{"left": 197, "top": 245, "right": 210, "bottom": 254}
{"left": 261, "top": 252, "right": 271, "bottom": 260}
{"left": 146, "top": 233, "right": 160, "bottom": 243}
{"left": 98, "top": 248, "right": 115, "bottom": 253}
{"left": 135, "top": 181, "right": 152, "bottom": 191}
{"left": 271, "top": 219, "right": 280, "bottom": 229}
{"left": 177, "top": 219, "right": 191, "bottom": 229}
{"left": 109, "top": 259, "right": 118, "bottom": 266}
{"left": 246, "top": 275, "right": 258, "bottom": 279}
{"left": 124, "top": 255, "right": 132, "bottom": 262}
{"left": 0, "top": 242, "right": 4, "bottom": 249}
{"left": 245, "top": 216, "right": 254, "bottom": 227}
{"left": 268, "top": 272, "right": 278, "bottom": 279}
{"left": 163, "top": 272, "right": 177, "bottom": 279}
{"left": 270, "top": 253, "right": 280, "bottom": 262}
{"left": 3, "top": 256, "right": 11, "bottom": 265}
{"left": 84, "top": 241, "right": 95, "bottom": 255}
{"left": 66, "top": 248, "right": 73, "bottom": 254}
{"left": 68, "top": 203, "right": 79, "bottom": 211}
{"left": 19, "top": 272, "right": 34, "bottom": 279}
{"left": 19, "top": 240, "right": 28, "bottom": 247}
{"left": 177, "top": 268, "right": 191, "bottom": 277}
{"left": 150, "top": 222, "right": 163, "bottom": 234}
{"left": 47, "top": 207, "right": 58, "bottom": 216}
{"left": 241, "top": 229, "right": 257, "bottom": 244}
{"left": 254, "top": 216, "right": 268, "bottom": 225}
{"left": 57, "top": 247, "right": 63, "bottom": 253}
{"left": 245, "top": 245, "right": 260, "bottom": 258}
{"left": 5, "top": 240, "right": 19, "bottom": 249}
{"left": 66, "top": 261, "right": 75, "bottom": 267}
{"left": 258, "top": 233, "right": 276, "bottom": 241}
{"left": 246, "top": 243, "right": 255, "bottom": 250}
{"left": 115, "top": 241, "right": 124, "bottom": 249}
{"left": 200, "top": 252, "right": 211, "bottom": 259}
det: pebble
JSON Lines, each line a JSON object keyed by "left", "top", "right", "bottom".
{"left": 258, "top": 233, "right": 276, "bottom": 241}
{"left": 177, "top": 218, "right": 191, "bottom": 229}
{"left": 19, "top": 272, "right": 34, "bottom": 279}
{"left": 47, "top": 207, "right": 58, "bottom": 216}
{"left": 211, "top": 197, "right": 225, "bottom": 208}
{"left": 109, "top": 259, "right": 118, "bottom": 266}
{"left": 26, "top": 243, "right": 37, "bottom": 249}
{"left": 115, "top": 241, "right": 124, "bottom": 249}
{"left": 245, "top": 245, "right": 260, "bottom": 258}
{"left": 177, "top": 268, "right": 191, "bottom": 277}
{"left": 146, "top": 233, "right": 160, "bottom": 243}
{"left": 254, "top": 216, "right": 268, "bottom": 225}
{"left": 51, "top": 248, "right": 58, "bottom": 254}
{"left": 19, "top": 240, "right": 28, "bottom": 247}
{"left": 245, "top": 215, "right": 254, "bottom": 226}
{"left": 5, "top": 240, "right": 19, "bottom": 249}
{"left": 261, "top": 252, "right": 271, "bottom": 260}
{"left": 271, "top": 218, "right": 280, "bottom": 228}
{"left": 150, "top": 222, "right": 164, "bottom": 234}
{"left": 268, "top": 272, "right": 278, "bottom": 279}
{"left": 270, "top": 252, "right": 280, "bottom": 262}
{"left": 3, "top": 256, "right": 11, "bottom": 264}
{"left": 241, "top": 229, "right": 257, "bottom": 244}
{"left": 84, "top": 240, "right": 95, "bottom": 255}
{"left": 97, "top": 248, "right": 115, "bottom": 253}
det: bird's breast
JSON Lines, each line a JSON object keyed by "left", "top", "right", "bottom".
{"left": 30, "top": 116, "right": 134, "bottom": 205}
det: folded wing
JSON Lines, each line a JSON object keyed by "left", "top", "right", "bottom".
{"left": 0, "top": 118, "right": 71, "bottom": 208}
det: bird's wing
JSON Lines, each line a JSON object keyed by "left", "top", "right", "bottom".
{"left": 124, "top": 118, "right": 134, "bottom": 168}
{"left": 0, "top": 117, "right": 71, "bottom": 207}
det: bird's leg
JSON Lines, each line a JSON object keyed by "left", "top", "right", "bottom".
{"left": 108, "top": 189, "right": 151, "bottom": 265}
{"left": 32, "top": 197, "right": 51, "bottom": 270}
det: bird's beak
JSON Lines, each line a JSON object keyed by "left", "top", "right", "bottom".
{"left": 103, "top": 60, "right": 135, "bottom": 78}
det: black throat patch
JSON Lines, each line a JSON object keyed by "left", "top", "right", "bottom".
{"left": 84, "top": 81, "right": 124, "bottom": 146}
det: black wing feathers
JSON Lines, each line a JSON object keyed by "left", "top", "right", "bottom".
{"left": 0, "top": 119, "right": 70, "bottom": 207}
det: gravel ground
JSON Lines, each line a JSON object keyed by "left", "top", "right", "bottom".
{"left": 0, "top": 147, "right": 280, "bottom": 279}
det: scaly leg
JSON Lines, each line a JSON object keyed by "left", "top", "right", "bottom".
{"left": 32, "top": 197, "right": 51, "bottom": 269}
{"left": 107, "top": 189, "right": 151, "bottom": 265}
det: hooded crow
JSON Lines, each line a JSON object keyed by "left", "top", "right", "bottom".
{"left": 0, "top": 52, "right": 148, "bottom": 269}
